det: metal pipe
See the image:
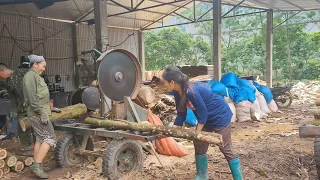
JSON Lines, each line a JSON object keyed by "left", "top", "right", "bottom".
{"left": 221, "top": 0, "right": 245, "bottom": 18}
{"left": 142, "top": 0, "right": 193, "bottom": 29}
{"left": 109, "top": 0, "right": 189, "bottom": 17}
{"left": 273, "top": 11, "right": 301, "bottom": 29}
{"left": 109, "top": 0, "right": 131, "bottom": 11}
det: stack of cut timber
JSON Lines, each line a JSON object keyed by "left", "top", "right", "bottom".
{"left": 151, "top": 94, "right": 176, "bottom": 126}
{"left": 0, "top": 148, "right": 31, "bottom": 177}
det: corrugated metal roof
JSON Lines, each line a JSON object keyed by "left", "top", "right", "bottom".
{"left": 0, "top": 0, "right": 319, "bottom": 29}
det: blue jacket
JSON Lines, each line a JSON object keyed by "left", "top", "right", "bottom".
{"left": 173, "top": 85, "right": 232, "bottom": 128}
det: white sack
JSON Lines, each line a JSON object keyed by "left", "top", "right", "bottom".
{"left": 250, "top": 100, "right": 263, "bottom": 121}
{"left": 256, "top": 92, "right": 271, "bottom": 114}
{"left": 268, "top": 99, "right": 278, "bottom": 112}
{"left": 228, "top": 102, "right": 236, "bottom": 123}
{"left": 236, "top": 101, "right": 252, "bottom": 122}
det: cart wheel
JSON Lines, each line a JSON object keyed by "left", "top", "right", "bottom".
{"left": 276, "top": 92, "right": 293, "bottom": 108}
{"left": 102, "top": 139, "right": 144, "bottom": 180}
{"left": 314, "top": 137, "right": 320, "bottom": 178}
{"left": 55, "top": 134, "right": 94, "bottom": 167}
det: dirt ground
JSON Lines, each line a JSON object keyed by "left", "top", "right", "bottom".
{"left": 1, "top": 98, "right": 319, "bottom": 180}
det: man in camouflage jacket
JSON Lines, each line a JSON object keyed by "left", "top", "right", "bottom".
{"left": 0, "top": 64, "right": 35, "bottom": 156}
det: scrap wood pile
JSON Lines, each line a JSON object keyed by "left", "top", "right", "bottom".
{"left": 151, "top": 94, "right": 176, "bottom": 126}
{"left": 291, "top": 81, "right": 320, "bottom": 103}
{"left": 0, "top": 148, "right": 33, "bottom": 178}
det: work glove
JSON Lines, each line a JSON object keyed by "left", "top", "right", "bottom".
{"left": 40, "top": 112, "right": 49, "bottom": 125}
{"left": 51, "top": 107, "right": 61, "bottom": 113}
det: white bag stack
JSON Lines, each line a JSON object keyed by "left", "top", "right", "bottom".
{"left": 256, "top": 92, "right": 271, "bottom": 114}
{"left": 236, "top": 101, "right": 252, "bottom": 122}
{"left": 268, "top": 99, "right": 278, "bottom": 112}
{"left": 228, "top": 102, "right": 236, "bottom": 123}
{"left": 224, "top": 94, "right": 237, "bottom": 123}
{"left": 250, "top": 100, "right": 263, "bottom": 121}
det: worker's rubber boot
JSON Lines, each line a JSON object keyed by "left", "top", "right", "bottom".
{"left": 228, "top": 157, "right": 243, "bottom": 180}
{"left": 31, "top": 162, "right": 48, "bottom": 179}
{"left": 194, "top": 154, "right": 209, "bottom": 180}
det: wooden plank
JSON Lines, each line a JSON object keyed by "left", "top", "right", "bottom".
{"left": 299, "top": 126, "right": 320, "bottom": 138}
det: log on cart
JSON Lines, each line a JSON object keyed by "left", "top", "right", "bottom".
{"left": 20, "top": 104, "right": 87, "bottom": 131}
{"left": 85, "top": 117, "right": 223, "bottom": 146}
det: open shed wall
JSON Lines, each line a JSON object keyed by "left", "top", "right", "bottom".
{"left": 0, "top": 12, "right": 139, "bottom": 92}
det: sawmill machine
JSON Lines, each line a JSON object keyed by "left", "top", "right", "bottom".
{"left": 53, "top": 48, "right": 158, "bottom": 180}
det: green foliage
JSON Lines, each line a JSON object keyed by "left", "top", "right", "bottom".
{"left": 144, "top": 28, "right": 211, "bottom": 70}
{"left": 145, "top": 5, "right": 320, "bottom": 80}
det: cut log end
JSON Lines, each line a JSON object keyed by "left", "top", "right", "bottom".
{"left": 25, "top": 157, "right": 34, "bottom": 166}
{"left": 3, "top": 165, "right": 10, "bottom": 174}
{"left": 0, "top": 148, "right": 8, "bottom": 160}
{"left": 6, "top": 156, "right": 18, "bottom": 167}
{"left": 0, "top": 159, "right": 5, "bottom": 168}
{"left": 11, "top": 161, "right": 24, "bottom": 172}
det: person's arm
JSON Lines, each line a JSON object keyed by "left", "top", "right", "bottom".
{"left": 188, "top": 88, "right": 208, "bottom": 131}
{"left": 173, "top": 92, "right": 187, "bottom": 126}
{"left": 23, "top": 73, "right": 44, "bottom": 115}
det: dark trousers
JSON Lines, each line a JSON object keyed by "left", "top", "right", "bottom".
{"left": 193, "top": 124, "right": 236, "bottom": 161}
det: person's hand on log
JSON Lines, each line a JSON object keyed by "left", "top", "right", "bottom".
{"left": 40, "top": 112, "right": 49, "bottom": 124}
{"left": 195, "top": 123, "right": 204, "bottom": 132}
{"left": 51, "top": 107, "right": 61, "bottom": 113}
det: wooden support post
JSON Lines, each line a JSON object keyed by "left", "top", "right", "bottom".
{"left": 138, "top": 31, "right": 146, "bottom": 81}
{"left": 266, "top": 10, "right": 273, "bottom": 87}
{"left": 94, "top": 0, "right": 108, "bottom": 116}
{"left": 72, "top": 23, "right": 81, "bottom": 88}
{"left": 213, "top": 0, "right": 222, "bottom": 80}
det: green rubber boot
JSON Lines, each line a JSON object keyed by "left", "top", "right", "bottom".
{"left": 194, "top": 154, "right": 209, "bottom": 180}
{"left": 31, "top": 162, "right": 48, "bottom": 179}
{"left": 229, "top": 157, "right": 243, "bottom": 180}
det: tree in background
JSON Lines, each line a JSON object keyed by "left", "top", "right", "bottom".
{"left": 144, "top": 28, "right": 210, "bottom": 70}
{"left": 145, "top": 4, "right": 320, "bottom": 80}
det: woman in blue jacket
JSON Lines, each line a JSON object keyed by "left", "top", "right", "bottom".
{"left": 162, "top": 66, "right": 242, "bottom": 180}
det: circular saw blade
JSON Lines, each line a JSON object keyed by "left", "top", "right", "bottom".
{"left": 97, "top": 49, "right": 142, "bottom": 101}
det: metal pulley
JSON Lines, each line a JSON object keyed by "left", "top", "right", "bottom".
{"left": 81, "top": 87, "right": 100, "bottom": 110}
{"left": 97, "top": 49, "right": 142, "bottom": 102}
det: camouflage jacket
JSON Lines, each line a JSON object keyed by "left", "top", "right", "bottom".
{"left": 5, "top": 68, "right": 29, "bottom": 115}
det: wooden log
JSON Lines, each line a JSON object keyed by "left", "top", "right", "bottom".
{"left": 0, "top": 149, "right": 7, "bottom": 160}
{"left": 20, "top": 104, "right": 87, "bottom": 131}
{"left": 5, "top": 154, "right": 17, "bottom": 167}
{"left": 137, "top": 86, "right": 155, "bottom": 106}
{"left": 0, "top": 168, "right": 3, "bottom": 178}
{"left": 10, "top": 161, "right": 24, "bottom": 172}
{"left": 3, "top": 165, "right": 10, "bottom": 174}
{"left": 85, "top": 117, "right": 223, "bottom": 146}
{"left": 16, "top": 156, "right": 34, "bottom": 166}
{"left": 0, "top": 159, "right": 5, "bottom": 168}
